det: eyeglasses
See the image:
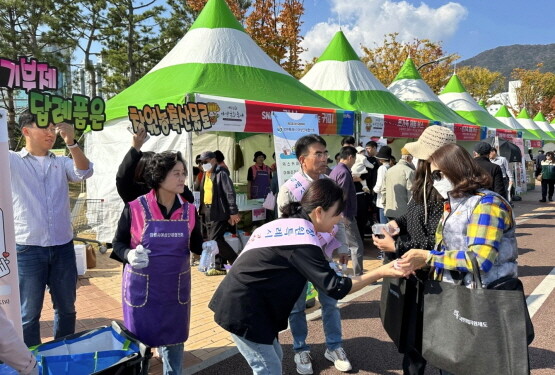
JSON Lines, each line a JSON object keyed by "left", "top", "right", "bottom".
{"left": 306, "top": 151, "right": 329, "bottom": 160}
{"left": 431, "top": 170, "right": 443, "bottom": 182}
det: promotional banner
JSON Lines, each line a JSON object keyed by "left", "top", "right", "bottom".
{"left": 0, "top": 109, "right": 23, "bottom": 338}
{"left": 196, "top": 94, "right": 354, "bottom": 135}
{"left": 361, "top": 113, "right": 429, "bottom": 139}
{"left": 442, "top": 123, "right": 481, "bottom": 141}
{"left": 271, "top": 112, "right": 319, "bottom": 188}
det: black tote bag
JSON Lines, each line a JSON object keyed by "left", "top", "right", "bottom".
{"left": 379, "top": 277, "right": 407, "bottom": 352}
{"left": 421, "top": 256, "right": 530, "bottom": 375}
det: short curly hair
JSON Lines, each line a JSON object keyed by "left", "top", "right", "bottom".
{"left": 144, "top": 151, "right": 187, "bottom": 189}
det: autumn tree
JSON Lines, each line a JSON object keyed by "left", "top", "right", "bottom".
{"left": 511, "top": 65, "right": 555, "bottom": 118}
{"left": 278, "top": 0, "right": 305, "bottom": 77}
{"left": 361, "top": 32, "right": 459, "bottom": 93}
{"left": 246, "top": 0, "right": 284, "bottom": 63}
{"left": 456, "top": 66, "right": 505, "bottom": 103}
{"left": 186, "top": 0, "right": 252, "bottom": 22}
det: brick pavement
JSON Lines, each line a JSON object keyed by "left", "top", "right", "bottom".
{"left": 37, "top": 241, "right": 383, "bottom": 374}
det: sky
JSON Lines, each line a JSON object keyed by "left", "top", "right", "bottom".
{"left": 298, "top": 0, "right": 555, "bottom": 62}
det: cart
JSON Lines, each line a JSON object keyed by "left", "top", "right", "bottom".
{"left": 71, "top": 194, "right": 108, "bottom": 254}
{"left": 0, "top": 321, "right": 152, "bottom": 375}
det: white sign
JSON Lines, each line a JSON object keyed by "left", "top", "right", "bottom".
{"left": 271, "top": 112, "right": 319, "bottom": 188}
{"left": 0, "top": 109, "right": 23, "bottom": 338}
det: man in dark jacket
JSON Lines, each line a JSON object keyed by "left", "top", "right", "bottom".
{"left": 199, "top": 151, "right": 240, "bottom": 273}
{"left": 473, "top": 142, "right": 507, "bottom": 199}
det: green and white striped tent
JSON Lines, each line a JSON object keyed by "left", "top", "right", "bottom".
{"left": 300, "top": 31, "right": 428, "bottom": 119}
{"left": 439, "top": 74, "right": 515, "bottom": 132}
{"left": 533, "top": 111, "right": 555, "bottom": 140}
{"left": 84, "top": 0, "right": 343, "bottom": 242}
{"left": 387, "top": 58, "right": 474, "bottom": 125}
{"left": 494, "top": 105, "right": 541, "bottom": 142}
{"left": 516, "top": 108, "right": 550, "bottom": 140}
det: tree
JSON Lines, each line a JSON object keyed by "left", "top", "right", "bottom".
{"left": 278, "top": 0, "right": 304, "bottom": 77}
{"left": 155, "top": 0, "right": 196, "bottom": 59}
{"left": 361, "top": 33, "right": 459, "bottom": 93}
{"left": 0, "top": 0, "right": 76, "bottom": 148}
{"left": 456, "top": 66, "right": 505, "bottom": 103}
{"left": 245, "top": 0, "right": 283, "bottom": 63}
{"left": 511, "top": 65, "right": 555, "bottom": 118}
{"left": 100, "top": 0, "right": 165, "bottom": 97}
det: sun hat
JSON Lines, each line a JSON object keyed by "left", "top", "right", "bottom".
{"left": 404, "top": 125, "right": 456, "bottom": 160}
{"left": 253, "top": 151, "right": 267, "bottom": 162}
{"left": 401, "top": 147, "right": 411, "bottom": 155}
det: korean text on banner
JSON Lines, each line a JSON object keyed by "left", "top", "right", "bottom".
{"left": 272, "top": 112, "right": 319, "bottom": 188}
{"left": 0, "top": 109, "right": 23, "bottom": 338}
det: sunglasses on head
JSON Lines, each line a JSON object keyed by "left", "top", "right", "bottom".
{"left": 431, "top": 170, "right": 443, "bottom": 182}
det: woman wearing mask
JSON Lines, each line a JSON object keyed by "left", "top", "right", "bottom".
{"left": 537, "top": 151, "right": 555, "bottom": 202}
{"left": 372, "top": 126, "right": 456, "bottom": 375}
{"left": 397, "top": 143, "right": 518, "bottom": 375}
{"left": 112, "top": 151, "right": 203, "bottom": 375}
{"left": 209, "top": 179, "right": 408, "bottom": 375}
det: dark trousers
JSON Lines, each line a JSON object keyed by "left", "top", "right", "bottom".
{"left": 203, "top": 206, "right": 238, "bottom": 269}
{"left": 541, "top": 179, "right": 555, "bottom": 200}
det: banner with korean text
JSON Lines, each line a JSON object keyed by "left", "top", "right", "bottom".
{"left": 0, "top": 109, "right": 23, "bottom": 338}
{"left": 271, "top": 112, "right": 319, "bottom": 188}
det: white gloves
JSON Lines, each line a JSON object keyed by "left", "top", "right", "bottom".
{"left": 127, "top": 245, "right": 151, "bottom": 269}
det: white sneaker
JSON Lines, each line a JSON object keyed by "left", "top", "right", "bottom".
{"left": 294, "top": 350, "right": 313, "bottom": 374}
{"left": 325, "top": 347, "right": 352, "bottom": 372}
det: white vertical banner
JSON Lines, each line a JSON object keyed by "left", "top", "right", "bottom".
{"left": 0, "top": 109, "right": 23, "bottom": 338}
{"left": 271, "top": 112, "right": 319, "bottom": 188}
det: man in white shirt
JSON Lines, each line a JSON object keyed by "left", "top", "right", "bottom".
{"left": 490, "top": 147, "right": 513, "bottom": 200}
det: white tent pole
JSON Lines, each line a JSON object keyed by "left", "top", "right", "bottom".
{"left": 186, "top": 93, "right": 195, "bottom": 189}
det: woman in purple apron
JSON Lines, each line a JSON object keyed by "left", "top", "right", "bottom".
{"left": 209, "top": 179, "right": 408, "bottom": 374}
{"left": 112, "top": 151, "right": 203, "bottom": 375}
{"left": 247, "top": 151, "right": 272, "bottom": 199}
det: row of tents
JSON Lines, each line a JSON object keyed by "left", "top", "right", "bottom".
{"left": 85, "top": 0, "right": 553, "bottom": 242}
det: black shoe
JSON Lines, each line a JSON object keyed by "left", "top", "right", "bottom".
{"left": 539, "top": 199, "right": 547, "bottom": 202}
{"left": 549, "top": 197, "right": 553, "bottom": 202}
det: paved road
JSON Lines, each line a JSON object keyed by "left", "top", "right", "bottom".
{"left": 194, "top": 192, "right": 555, "bottom": 375}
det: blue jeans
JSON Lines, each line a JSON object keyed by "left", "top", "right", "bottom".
{"left": 231, "top": 334, "right": 283, "bottom": 375}
{"left": 378, "top": 208, "right": 388, "bottom": 224}
{"left": 159, "top": 343, "right": 184, "bottom": 375}
{"left": 289, "top": 283, "right": 342, "bottom": 353}
{"left": 16, "top": 241, "right": 77, "bottom": 346}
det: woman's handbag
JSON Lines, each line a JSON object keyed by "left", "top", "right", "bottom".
{"left": 421, "top": 255, "right": 530, "bottom": 375}
{"left": 379, "top": 277, "right": 407, "bottom": 352}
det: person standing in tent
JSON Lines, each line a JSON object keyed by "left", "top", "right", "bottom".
{"left": 112, "top": 151, "right": 203, "bottom": 375}
{"left": 247, "top": 151, "right": 272, "bottom": 199}
{"left": 199, "top": 151, "right": 240, "bottom": 274}
{"left": 210, "top": 179, "right": 409, "bottom": 375}
{"left": 9, "top": 112, "right": 93, "bottom": 346}
{"left": 277, "top": 134, "right": 353, "bottom": 374}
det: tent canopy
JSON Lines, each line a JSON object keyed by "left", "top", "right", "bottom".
{"left": 300, "top": 31, "right": 429, "bottom": 119}
{"left": 439, "top": 74, "right": 517, "bottom": 132}
{"left": 388, "top": 58, "right": 474, "bottom": 125}
{"left": 494, "top": 105, "right": 541, "bottom": 141}
{"left": 534, "top": 111, "right": 555, "bottom": 139}
{"left": 516, "top": 108, "right": 550, "bottom": 140}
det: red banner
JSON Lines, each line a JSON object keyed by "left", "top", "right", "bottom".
{"left": 530, "top": 140, "right": 543, "bottom": 148}
{"left": 243, "top": 100, "right": 354, "bottom": 135}
{"left": 496, "top": 128, "right": 518, "bottom": 141}
{"left": 453, "top": 124, "right": 481, "bottom": 141}
{"left": 382, "top": 115, "right": 429, "bottom": 138}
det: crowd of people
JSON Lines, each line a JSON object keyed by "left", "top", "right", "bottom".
{"left": 2, "top": 112, "right": 534, "bottom": 375}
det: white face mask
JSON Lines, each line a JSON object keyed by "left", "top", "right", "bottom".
{"left": 202, "top": 162, "right": 212, "bottom": 172}
{"left": 433, "top": 176, "right": 454, "bottom": 199}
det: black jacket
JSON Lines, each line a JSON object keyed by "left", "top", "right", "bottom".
{"left": 116, "top": 147, "right": 194, "bottom": 204}
{"left": 474, "top": 156, "right": 506, "bottom": 198}
{"left": 199, "top": 165, "right": 238, "bottom": 222}
{"left": 209, "top": 222, "right": 352, "bottom": 344}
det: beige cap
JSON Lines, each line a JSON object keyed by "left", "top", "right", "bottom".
{"left": 404, "top": 126, "right": 456, "bottom": 160}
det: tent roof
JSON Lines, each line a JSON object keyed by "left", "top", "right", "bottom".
{"left": 105, "top": 0, "right": 338, "bottom": 122}
{"left": 533, "top": 111, "right": 555, "bottom": 139}
{"left": 388, "top": 58, "right": 474, "bottom": 125}
{"left": 494, "top": 105, "right": 541, "bottom": 140}
{"left": 300, "top": 31, "right": 428, "bottom": 119}
{"left": 439, "top": 74, "right": 518, "bottom": 131}
{"left": 516, "top": 108, "right": 550, "bottom": 140}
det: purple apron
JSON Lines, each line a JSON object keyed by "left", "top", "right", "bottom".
{"left": 250, "top": 165, "right": 271, "bottom": 199}
{"left": 123, "top": 195, "right": 192, "bottom": 347}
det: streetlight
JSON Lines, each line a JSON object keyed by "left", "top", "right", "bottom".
{"left": 417, "top": 54, "right": 457, "bottom": 71}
